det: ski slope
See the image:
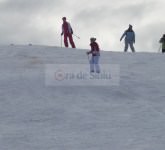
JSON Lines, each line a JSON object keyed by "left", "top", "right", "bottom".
{"left": 0, "top": 45, "right": 165, "bottom": 150}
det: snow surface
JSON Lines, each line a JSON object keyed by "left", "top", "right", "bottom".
{"left": 0, "top": 45, "right": 165, "bottom": 150}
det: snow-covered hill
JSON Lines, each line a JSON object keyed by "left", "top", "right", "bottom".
{"left": 0, "top": 45, "right": 165, "bottom": 150}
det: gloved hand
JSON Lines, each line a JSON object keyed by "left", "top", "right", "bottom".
{"left": 71, "top": 29, "right": 73, "bottom": 34}
{"left": 61, "top": 33, "right": 63, "bottom": 36}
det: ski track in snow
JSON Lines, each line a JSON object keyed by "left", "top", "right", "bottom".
{"left": 0, "top": 45, "right": 165, "bottom": 150}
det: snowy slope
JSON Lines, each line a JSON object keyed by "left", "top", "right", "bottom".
{"left": 0, "top": 45, "right": 165, "bottom": 150}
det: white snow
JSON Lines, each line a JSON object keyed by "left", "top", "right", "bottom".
{"left": 0, "top": 45, "right": 165, "bottom": 150}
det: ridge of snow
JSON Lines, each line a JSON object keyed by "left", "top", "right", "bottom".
{"left": 0, "top": 45, "right": 165, "bottom": 150}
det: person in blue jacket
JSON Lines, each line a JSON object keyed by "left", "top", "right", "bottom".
{"left": 120, "top": 24, "right": 135, "bottom": 52}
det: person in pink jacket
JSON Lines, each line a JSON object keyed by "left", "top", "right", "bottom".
{"left": 61, "top": 17, "right": 76, "bottom": 48}
{"left": 87, "top": 37, "right": 100, "bottom": 73}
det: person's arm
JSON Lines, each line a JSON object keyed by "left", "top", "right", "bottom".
{"left": 159, "top": 38, "right": 163, "bottom": 43}
{"left": 68, "top": 23, "right": 73, "bottom": 34}
{"left": 87, "top": 44, "right": 93, "bottom": 55}
{"left": 61, "top": 25, "right": 64, "bottom": 35}
{"left": 87, "top": 49, "right": 92, "bottom": 55}
{"left": 120, "top": 31, "right": 126, "bottom": 41}
{"left": 133, "top": 31, "right": 135, "bottom": 43}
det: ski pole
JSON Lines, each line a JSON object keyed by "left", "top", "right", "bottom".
{"left": 87, "top": 53, "right": 90, "bottom": 63}
{"left": 158, "top": 44, "right": 161, "bottom": 53}
{"left": 61, "top": 35, "right": 63, "bottom": 48}
{"left": 73, "top": 34, "right": 80, "bottom": 39}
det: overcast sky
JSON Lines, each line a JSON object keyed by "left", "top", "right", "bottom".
{"left": 0, "top": 0, "right": 165, "bottom": 52}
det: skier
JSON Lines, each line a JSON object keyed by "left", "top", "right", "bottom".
{"left": 120, "top": 24, "right": 135, "bottom": 52}
{"left": 86, "top": 37, "right": 100, "bottom": 73}
{"left": 159, "top": 34, "right": 165, "bottom": 53}
{"left": 61, "top": 17, "right": 76, "bottom": 48}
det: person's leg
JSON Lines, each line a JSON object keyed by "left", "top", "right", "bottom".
{"left": 124, "top": 41, "right": 128, "bottom": 52}
{"left": 64, "top": 34, "right": 68, "bottom": 47}
{"left": 130, "top": 42, "right": 135, "bottom": 52}
{"left": 162, "top": 49, "right": 165, "bottom": 53}
{"left": 90, "top": 56, "right": 95, "bottom": 73}
{"left": 94, "top": 56, "right": 100, "bottom": 73}
{"left": 68, "top": 34, "right": 76, "bottom": 48}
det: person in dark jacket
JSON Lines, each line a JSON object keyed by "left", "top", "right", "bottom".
{"left": 87, "top": 37, "right": 100, "bottom": 73}
{"left": 120, "top": 24, "right": 135, "bottom": 52}
{"left": 159, "top": 34, "right": 165, "bottom": 53}
{"left": 61, "top": 17, "right": 76, "bottom": 48}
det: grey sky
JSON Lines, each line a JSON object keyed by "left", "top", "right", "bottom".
{"left": 0, "top": 0, "right": 165, "bottom": 52}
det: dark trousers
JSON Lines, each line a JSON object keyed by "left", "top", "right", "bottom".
{"left": 124, "top": 41, "right": 135, "bottom": 52}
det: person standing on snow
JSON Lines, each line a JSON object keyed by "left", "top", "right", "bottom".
{"left": 87, "top": 37, "right": 100, "bottom": 73}
{"left": 159, "top": 34, "right": 165, "bottom": 53}
{"left": 120, "top": 24, "right": 135, "bottom": 52}
{"left": 61, "top": 17, "right": 76, "bottom": 48}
